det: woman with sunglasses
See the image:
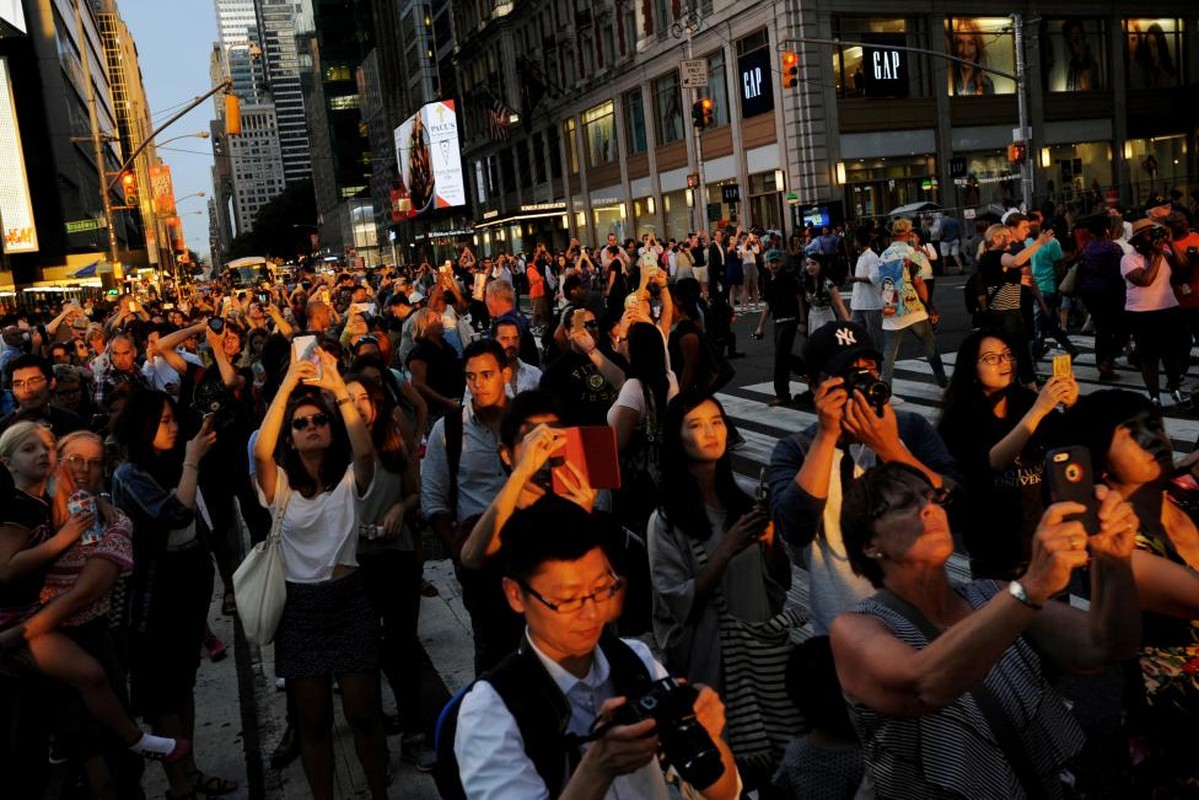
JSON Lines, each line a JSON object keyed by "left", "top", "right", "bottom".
{"left": 831, "top": 462, "right": 1141, "bottom": 800}
{"left": 938, "top": 329, "right": 1079, "bottom": 580}
{"left": 253, "top": 348, "right": 386, "bottom": 800}
{"left": 111, "top": 392, "right": 233, "bottom": 799}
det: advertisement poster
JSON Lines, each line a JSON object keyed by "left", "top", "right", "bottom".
{"left": 1042, "top": 18, "right": 1106, "bottom": 92}
{"left": 150, "top": 165, "right": 176, "bottom": 218}
{"left": 0, "top": 57, "right": 37, "bottom": 254}
{"left": 945, "top": 18, "right": 1017, "bottom": 96}
{"left": 1125, "top": 19, "right": 1181, "bottom": 89}
{"left": 394, "top": 100, "right": 465, "bottom": 218}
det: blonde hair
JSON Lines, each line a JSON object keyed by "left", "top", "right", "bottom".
{"left": 984, "top": 224, "right": 1009, "bottom": 246}
{"left": 53, "top": 431, "right": 106, "bottom": 527}
{"left": 412, "top": 307, "right": 441, "bottom": 341}
{"left": 0, "top": 420, "right": 52, "bottom": 461}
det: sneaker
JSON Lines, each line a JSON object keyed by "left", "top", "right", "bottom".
{"left": 401, "top": 733, "right": 437, "bottom": 773}
{"left": 141, "top": 737, "right": 191, "bottom": 764}
{"left": 767, "top": 395, "right": 793, "bottom": 407}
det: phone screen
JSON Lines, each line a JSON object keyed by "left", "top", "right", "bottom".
{"left": 291, "top": 335, "right": 323, "bottom": 381}
{"left": 1052, "top": 354, "right": 1072, "bottom": 378}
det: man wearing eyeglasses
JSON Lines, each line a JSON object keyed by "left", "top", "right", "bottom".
{"left": 452, "top": 497, "right": 741, "bottom": 800}
{"left": 1, "top": 354, "right": 86, "bottom": 436}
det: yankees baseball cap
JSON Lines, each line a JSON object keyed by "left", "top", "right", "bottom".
{"left": 803, "top": 319, "right": 882, "bottom": 377}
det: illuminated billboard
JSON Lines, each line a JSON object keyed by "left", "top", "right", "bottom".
{"left": 394, "top": 100, "right": 465, "bottom": 218}
{"left": 150, "top": 165, "right": 176, "bottom": 218}
{"left": 0, "top": 57, "right": 37, "bottom": 254}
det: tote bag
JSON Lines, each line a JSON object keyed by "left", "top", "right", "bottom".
{"left": 233, "top": 481, "right": 290, "bottom": 645}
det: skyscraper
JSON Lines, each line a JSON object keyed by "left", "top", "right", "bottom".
{"left": 257, "top": 0, "right": 311, "bottom": 185}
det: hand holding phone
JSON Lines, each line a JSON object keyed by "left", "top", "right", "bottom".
{"left": 1044, "top": 447, "right": 1100, "bottom": 536}
{"left": 291, "top": 334, "right": 323, "bottom": 382}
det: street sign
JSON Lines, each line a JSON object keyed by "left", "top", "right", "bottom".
{"left": 721, "top": 184, "right": 741, "bottom": 204}
{"left": 963, "top": 208, "right": 977, "bottom": 220}
{"left": 786, "top": 191, "right": 800, "bottom": 207}
{"left": 680, "top": 60, "right": 708, "bottom": 88}
{"left": 65, "top": 218, "right": 101, "bottom": 234}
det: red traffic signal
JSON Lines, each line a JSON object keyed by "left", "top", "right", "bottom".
{"left": 1006, "top": 143, "right": 1027, "bottom": 164}
{"left": 692, "top": 97, "right": 716, "bottom": 130}
{"left": 782, "top": 51, "right": 799, "bottom": 88}
{"left": 120, "top": 171, "right": 138, "bottom": 207}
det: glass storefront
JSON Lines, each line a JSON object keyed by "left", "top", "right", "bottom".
{"left": 952, "top": 149, "right": 1020, "bottom": 210}
{"left": 593, "top": 202, "right": 627, "bottom": 242}
{"left": 844, "top": 155, "right": 939, "bottom": 218}
{"left": 1042, "top": 141, "right": 1112, "bottom": 212}
{"left": 748, "top": 171, "right": 783, "bottom": 233}
{"left": 662, "top": 190, "right": 690, "bottom": 240}
{"left": 633, "top": 198, "right": 658, "bottom": 239}
{"left": 705, "top": 182, "right": 740, "bottom": 230}
{"left": 1124, "top": 134, "right": 1189, "bottom": 207}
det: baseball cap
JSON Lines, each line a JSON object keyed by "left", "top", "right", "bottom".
{"left": 802, "top": 320, "right": 882, "bottom": 378}
{"left": 408, "top": 291, "right": 426, "bottom": 304}
{"left": 765, "top": 249, "right": 784, "bottom": 262}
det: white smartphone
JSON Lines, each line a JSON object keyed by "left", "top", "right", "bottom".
{"left": 291, "top": 334, "right": 323, "bottom": 381}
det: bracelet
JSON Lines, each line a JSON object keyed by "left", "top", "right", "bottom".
{"left": 183, "top": 462, "right": 200, "bottom": 471}
{"left": 1008, "top": 580, "right": 1043, "bottom": 611}
{"left": 336, "top": 396, "right": 353, "bottom": 406}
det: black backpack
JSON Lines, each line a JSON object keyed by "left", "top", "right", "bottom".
{"left": 433, "top": 633, "right": 653, "bottom": 799}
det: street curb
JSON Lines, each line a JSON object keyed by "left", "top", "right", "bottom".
{"left": 232, "top": 613, "right": 266, "bottom": 800}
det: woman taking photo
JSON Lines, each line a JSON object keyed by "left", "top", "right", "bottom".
{"left": 1064, "top": 390, "right": 1199, "bottom": 793}
{"left": 111, "top": 393, "right": 234, "bottom": 798}
{"left": 648, "top": 392, "right": 795, "bottom": 786}
{"left": 406, "top": 307, "right": 465, "bottom": 420}
{"left": 253, "top": 349, "right": 386, "bottom": 800}
{"left": 0, "top": 424, "right": 187, "bottom": 778}
{"left": 938, "top": 330, "right": 1079, "bottom": 579}
{"left": 831, "top": 462, "right": 1141, "bottom": 799}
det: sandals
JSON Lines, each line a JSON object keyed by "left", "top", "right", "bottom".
{"left": 186, "top": 770, "right": 239, "bottom": 796}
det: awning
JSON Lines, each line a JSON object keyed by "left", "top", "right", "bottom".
{"left": 72, "top": 261, "right": 100, "bottom": 278}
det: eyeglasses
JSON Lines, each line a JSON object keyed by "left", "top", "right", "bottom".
{"left": 63, "top": 454, "right": 104, "bottom": 471}
{"left": 977, "top": 351, "right": 1015, "bottom": 366}
{"left": 517, "top": 573, "right": 626, "bottom": 614}
{"left": 871, "top": 486, "right": 951, "bottom": 519}
{"left": 291, "top": 413, "right": 330, "bottom": 431}
{"left": 11, "top": 376, "right": 48, "bottom": 391}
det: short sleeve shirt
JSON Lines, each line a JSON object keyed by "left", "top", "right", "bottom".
{"left": 40, "top": 507, "right": 134, "bottom": 626}
{"left": 0, "top": 491, "right": 53, "bottom": 629}
{"left": 258, "top": 465, "right": 370, "bottom": 583}
{"left": 1122, "top": 251, "right": 1179, "bottom": 312}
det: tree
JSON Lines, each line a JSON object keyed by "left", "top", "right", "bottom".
{"left": 227, "top": 180, "right": 317, "bottom": 260}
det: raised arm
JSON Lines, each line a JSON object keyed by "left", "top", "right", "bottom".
{"left": 308, "top": 349, "right": 375, "bottom": 493}
{"left": 253, "top": 355, "right": 309, "bottom": 505}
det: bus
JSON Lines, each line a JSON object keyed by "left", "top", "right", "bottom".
{"left": 224, "top": 256, "right": 275, "bottom": 288}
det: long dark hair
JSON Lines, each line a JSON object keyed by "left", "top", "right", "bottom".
{"left": 801, "top": 254, "right": 831, "bottom": 300}
{"left": 626, "top": 322, "right": 669, "bottom": 425}
{"left": 115, "top": 389, "right": 183, "bottom": 484}
{"left": 938, "top": 328, "right": 1030, "bottom": 436}
{"left": 657, "top": 391, "right": 753, "bottom": 541}
{"left": 279, "top": 391, "right": 351, "bottom": 497}
{"left": 344, "top": 373, "right": 406, "bottom": 474}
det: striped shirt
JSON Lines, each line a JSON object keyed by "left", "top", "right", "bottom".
{"left": 848, "top": 581, "right": 1084, "bottom": 799}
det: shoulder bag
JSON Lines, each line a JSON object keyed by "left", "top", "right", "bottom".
{"left": 233, "top": 479, "right": 291, "bottom": 645}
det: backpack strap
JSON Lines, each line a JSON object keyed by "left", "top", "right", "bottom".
{"left": 444, "top": 407, "right": 464, "bottom": 521}
{"left": 873, "top": 589, "right": 1050, "bottom": 800}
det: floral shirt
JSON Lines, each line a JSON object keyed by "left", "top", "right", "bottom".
{"left": 39, "top": 506, "right": 134, "bottom": 627}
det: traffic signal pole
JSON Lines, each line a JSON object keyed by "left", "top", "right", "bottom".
{"left": 686, "top": 31, "right": 706, "bottom": 236}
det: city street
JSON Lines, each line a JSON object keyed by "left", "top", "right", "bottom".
{"left": 160, "top": 279, "right": 1199, "bottom": 799}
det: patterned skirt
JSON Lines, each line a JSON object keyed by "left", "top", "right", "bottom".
{"left": 274, "top": 570, "right": 380, "bottom": 679}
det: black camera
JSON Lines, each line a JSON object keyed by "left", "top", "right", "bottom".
{"left": 843, "top": 366, "right": 891, "bottom": 416}
{"left": 609, "top": 677, "right": 725, "bottom": 790}
{"left": 1132, "top": 226, "right": 1169, "bottom": 257}
{"left": 208, "top": 317, "right": 224, "bottom": 333}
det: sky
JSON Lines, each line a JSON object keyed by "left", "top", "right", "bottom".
{"left": 120, "top": 1, "right": 220, "bottom": 260}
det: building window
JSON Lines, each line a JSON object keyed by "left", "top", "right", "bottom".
{"left": 548, "top": 124, "right": 563, "bottom": 179}
{"left": 652, "top": 72, "right": 684, "bottom": 145}
{"left": 832, "top": 17, "right": 911, "bottom": 98}
{"left": 564, "top": 118, "right": 579, "bottom": 174}
{"left": 623, "top": 89, "right": 647, "bottom": 154}
{"left": 532, "top": 132, "right": 547, "bottom": 183}
{"left": 945, "top": 18, "right": 1016, "bottom": 96}
{"left": 700, "top": 50, "right": 730, "bottom": 127}
{"left": 1041, "top": 18, "right": 1108, "bottom": 92}
{"left": 1123, "top": 18, "right": 1184, "bottom": 89}
{"left": 583, "top": 101, "right": 617, "bottom": 167}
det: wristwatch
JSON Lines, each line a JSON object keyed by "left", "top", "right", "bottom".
{"left": 1008, "top": 580, "right": 1043, "bottom": 611}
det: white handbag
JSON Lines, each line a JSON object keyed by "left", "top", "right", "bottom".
{"left": 233, "top": 481, "right": 290, "bottom": 645}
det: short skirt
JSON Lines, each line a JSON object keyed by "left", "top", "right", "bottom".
{"left": 274, "top": 570, "right": 379, "bottom": 679}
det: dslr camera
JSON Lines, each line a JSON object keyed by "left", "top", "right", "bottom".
{"left": 1131, "top": 225, "right": 1169, "bottom": 257}
{"left": 609, "top": 677, "right": 725, "bottom": 790}
{"left": 842, "top": 365, "right": 891, "bottom": 416}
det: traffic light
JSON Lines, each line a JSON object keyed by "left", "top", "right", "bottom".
{"left": 1007, "top": 142, "right": 1027, "bottom": 164}
{"left": 782, "top": 51, "right": 799, "bottom": 89}
{"left": 120, "top": 171, "right": 138, "bottom": 207}
{"left": 691, "top": 97, "right": 715, "bottom": 130}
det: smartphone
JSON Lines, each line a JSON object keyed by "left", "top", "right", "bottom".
{"left": 571, "top": 309, "right": 586, "bottom": 335}
{"left": 756, "top": 467, "right": 770, "bottom": 506}
{"left": 319, "top": 288, "right": 331, "bottom": 304}
{"left": 1052, "top": 353, "right": 1072, "bottom": 379}
{"left": 550, "top": 427, "right": 622, "bottom": 494}
{"left": 1044, "top": 446, "right": 1100, "bottom": 536}
{"left": 208, "top": 317, "right": 225, "bottom": 333}
{"left": 348, "top": 302, "right": 370, "bottom": 319}
{"left": 291, "top": 334, "right": 323, "bottom": 381}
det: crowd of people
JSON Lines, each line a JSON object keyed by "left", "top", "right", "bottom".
{"left": 0, "top": 196, "right": 1197, "bottom": 800}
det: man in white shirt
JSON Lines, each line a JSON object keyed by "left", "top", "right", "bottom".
{"left": 848, "top": 227, "right": 882, "bottom": 351}
{"left": 454, "top": 499, "right": 741, "bottom": 800}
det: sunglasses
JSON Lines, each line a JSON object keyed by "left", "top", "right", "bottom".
{"left": 291, "top": 413, "right": 330, "bottom": 431}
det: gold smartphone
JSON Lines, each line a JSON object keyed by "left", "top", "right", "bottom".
{"left": 1052, "top": 353, "right": 1072, "bottom": 378}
